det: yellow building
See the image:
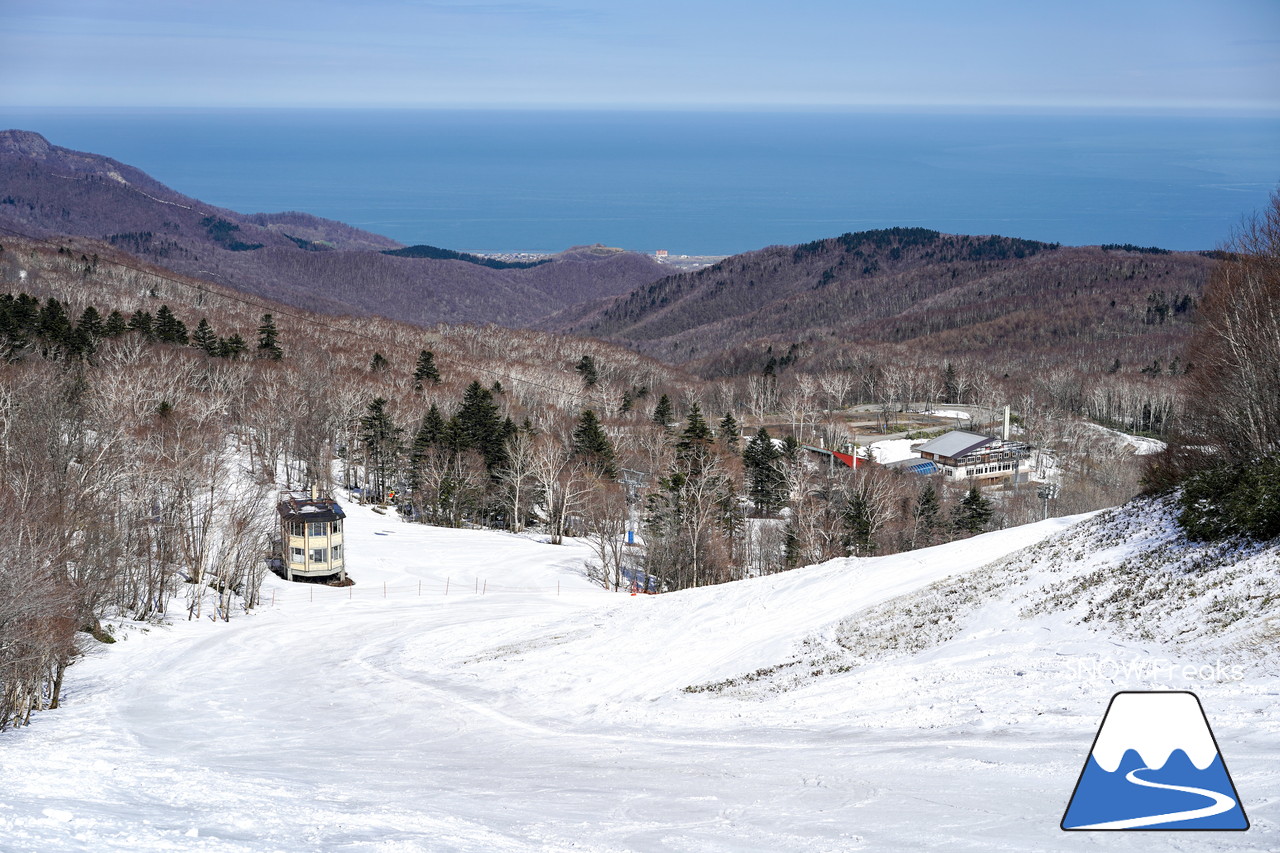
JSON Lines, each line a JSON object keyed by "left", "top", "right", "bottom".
{"left": 276, "top": 489, "right": 347, "bottom": 582}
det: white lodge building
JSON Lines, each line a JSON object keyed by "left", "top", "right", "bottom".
{"left": 913, "top": 430, "right": 1032, "bottom": 484}
{"left": 276, "top": 489, "right": 347, "bottom": 582}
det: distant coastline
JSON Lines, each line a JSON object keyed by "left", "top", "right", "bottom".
{"left": 2, "top": 108, "right": 1276, "bottom": 254}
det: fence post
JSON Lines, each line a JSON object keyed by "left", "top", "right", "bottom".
{"left": 349, "top": 585, "right": 352, "bottom": 600}
{"left": 310, "top": 586, "right": 313, "bottom": 603}
{"left": 482, "top": 580, "right": 487, "bottom": 595}
{"left": 383, "top": 581, "right": 387, "bottom": 599}
{"left": 445, "top": 577, "right": 450, "bottom": 596}
{"left": 418, "top": 580, "right": 421, "bottom": 597}
{"left": 557, "top": 581, "right": 560, "bottom": 596}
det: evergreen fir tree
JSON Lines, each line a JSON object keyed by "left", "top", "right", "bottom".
{"left": 620, "top": 389, "right": 634, "bottom": 414}
{"left": 408, "top": 404, "right": 449, "bottom": 500}
{"left": 154, "top": 305, "right": 188, "bottom": 345}
{"left": 575, "top": 354, "right": 599, "bottom": 387}
{"left": 38, "top": 298, "right": 73, "bottom": 350}
{"left": 951, "top": 484, "right": 993, "bottom": 535}
{"left": 0, "top": 296, "right": 30, "bottom": 359}
{"left": 412, "top": 349, "right": 441, "bottom": 388}
{"left": 676, "top": 403, "right": 715, "bottom": 470}
{"left": 103, "top": 310, "right": 128, "bottom": 337}
{"left": 359, "top": 397, "right": 403, "bottom": 503}
{"left": 10, "top": 294, "right": 39, "bottom": 332}
{"left": 942, "top": 362, "right": 960, "bottom": 404}
{"left": 217, "top": 333, "right": 248, "bottom": 359}
{"left": 717, "top": 412, "right": 741, "bottom": 451}
{"left": 76, "top": 305, "right": 104, "bottom": 338}
{"left": 412, "top": 404, "right": 446, "bottom": 461}
{"left": 370, "top": 351, "right": 389, "bottom": 372}
{"left": 652, "top": 393, "right": 674, "bottom": 431}
{"left": 192, "top": 318, "right": 218, "bottom": 355}
{"left": 743, "top": 427, "right": 785, "bottom": 514}
{"left": 127, "top": 309, "right": 154, "bottom": 340}
{"left": 64, "top": 325, "right": 95, "bottom": 361}
{"left": 256, "top": 313, "right": 283, "bottom": 360}
{"left": 913, "top": 483, "right": 941, "bottom": 545}
{"left": 457, "top": 380, "right": 508, "bottom": 471}
{"left": 154, "top": 306, "right": 174, "bottom": 340}
{"left": 440, "top": 414, "right": 466, "bottom": 455}
{"left": 572, "top": 409, "right": 617, "bottom": 479}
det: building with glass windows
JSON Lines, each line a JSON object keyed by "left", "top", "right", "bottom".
{"left": 912, "top": 430, "right": 1032, "bottom": 484}
{"left": 275, "top": 489, "right": 347, "bottom": 582}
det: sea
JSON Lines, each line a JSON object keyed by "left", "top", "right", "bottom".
{"left": 2, "top": 108, "right": 1278, "bottom": 255}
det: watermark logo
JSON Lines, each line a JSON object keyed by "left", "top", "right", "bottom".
{"left": 1064, "top": 657, "right": 1246, "bottom": 684}
{"left": 1061, "top": 691, "right": 1249, "bottom": 831}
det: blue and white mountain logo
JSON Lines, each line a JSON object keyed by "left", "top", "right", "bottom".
{"left": 1062, "top": 691, "right": 1249, "bottom": 830}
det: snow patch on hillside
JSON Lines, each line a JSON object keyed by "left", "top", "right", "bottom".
{"left": 1083, "top": 421, "right": 1168, "bottom": 455}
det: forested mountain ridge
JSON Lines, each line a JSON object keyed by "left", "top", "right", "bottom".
{"left": 0, "top": 130, "right": 669, "bottom": 327}
{"left": 0, "top": 130, "right": 1211, "bottom": 377}
{"left": 545, "top": 228, "right": 1213, "bottom": 377}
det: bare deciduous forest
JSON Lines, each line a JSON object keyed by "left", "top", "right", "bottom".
{"left": 550, "top": 228, "right": 1210, "bottom": 383}
{"left": 0, "top": 233, "right": 689, "bottom": 728}
{"left": 0, "top": 218, "right": 1203, "bottom": 729}
{"left": 1, "top": 128, "right": 1272, "bottom": 735}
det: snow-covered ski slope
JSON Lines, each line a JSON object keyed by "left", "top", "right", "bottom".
{"left": 1, "top": 498, "right": 1276, "bottom": 851}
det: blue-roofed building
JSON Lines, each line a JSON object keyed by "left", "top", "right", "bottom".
{"left": 914, "top": 430, "right": 1032, "bottom": 484}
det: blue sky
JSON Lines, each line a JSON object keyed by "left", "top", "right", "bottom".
{"left": 2, "top": 0, "right": 1278, "bottom": 111}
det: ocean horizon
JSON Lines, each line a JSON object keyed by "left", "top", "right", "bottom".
{"left": 2, "top": 107, "right": 1277, "bottom": 255}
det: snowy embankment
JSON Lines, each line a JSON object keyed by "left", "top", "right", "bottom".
{"left": 1083, "top": 421, "right": 1168, "bottom": 456}
{"left": 863, "top": 437, "right": 925, "bottom": 464}
{"left": 0, "top": 498, "right": 1276, "bottom": 851}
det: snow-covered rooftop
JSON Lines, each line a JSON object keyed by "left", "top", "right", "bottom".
{"left": 276, "top": 491, "right": 346, "bottom": 522}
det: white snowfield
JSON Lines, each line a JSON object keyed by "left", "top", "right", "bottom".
{"left": 1, "top": 499, "right": 1276, "bottom": 851}
{"left": 864, "top": 438, "right": 925, "bottom": 464}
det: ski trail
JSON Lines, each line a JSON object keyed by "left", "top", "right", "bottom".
{"left": 351, "top": 628, "right": 836, "bottom": 752}
{"left": 1071, "top": 767, "right": 1237, "bottom": 829}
